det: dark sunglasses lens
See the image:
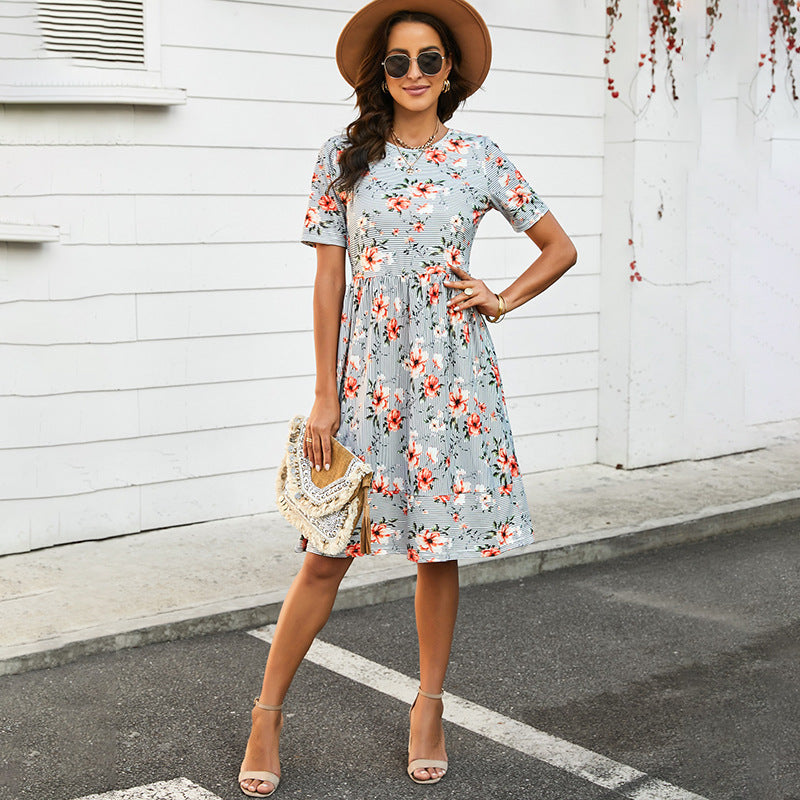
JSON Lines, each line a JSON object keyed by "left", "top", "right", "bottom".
{"left": 384, "top": 54, "right": 410, "bottom": 78}
{"left": 418, "top": 51, "right": 443, "bottom": 75}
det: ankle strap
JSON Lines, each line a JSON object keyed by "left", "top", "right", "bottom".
{"left": 253, "top": 697, "right": 283, "bottom": 711}
{"left": 418, "top": 686, "right": 443, "bottom": 699}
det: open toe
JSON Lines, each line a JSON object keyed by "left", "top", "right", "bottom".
{"left": 407, "top": 687, "right": 448, "bottom": 785}
{"left": 238, "top": 698, "right": 283, "bottom": 798}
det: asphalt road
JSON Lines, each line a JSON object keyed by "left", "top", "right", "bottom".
{"left": 1, "top": 519, "right": 798, "bottom": 800}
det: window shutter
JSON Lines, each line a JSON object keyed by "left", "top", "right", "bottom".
{"left": 37, "top": 0, "right": 145, "bottom": 66}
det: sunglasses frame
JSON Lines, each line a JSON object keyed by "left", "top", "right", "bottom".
{"left": 382, "top": 49, "right": 446, "bottom": 79}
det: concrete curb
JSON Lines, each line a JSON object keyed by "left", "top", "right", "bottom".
{"left": 2, "top": 490, "right": 799, "bottom": 677}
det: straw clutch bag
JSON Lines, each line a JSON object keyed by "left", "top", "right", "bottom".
{"left": 276, "top": 414, "right": 373, "bottom": 555}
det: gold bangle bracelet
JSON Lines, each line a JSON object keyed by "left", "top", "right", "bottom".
{"left": 486, "top": 292, "right": 506, "bottom": 323}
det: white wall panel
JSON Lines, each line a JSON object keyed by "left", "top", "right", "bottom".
{"left": 0, "top": 295, "right": 137, "bottom": 344}
{"left": 494, "top": 314, "right": 598, "bottom": 359}
{"left": 0, "top": 145, "right": 315, "bottom": 196}
{"left": 0, "top": 487, "right": 141, "bottom": 552}
{"left": 0, "top": 100, "right": 601, "bottom": 153}
{"left": 0, "top": 391, "right": 139, "bottom": 448}
{"left": 508, "top": 390, "right": 598, "bottom": 438}
{"left": 162, "top": 1, "right": 603, "bottom": 67}
{"left": 159, "top": 45, "right": 602, "bottom": 117}
{"left": 140, "top": 469, "right": 274, "bottom": 532}
{"left": 0, "top": 332, "right": 315, "bottom": 394}
{"left": 0, "top": 242, "right": 318, "bottom": 302}
{"left": 137, "top": 375, "right": 316, "bottom": 435}
{"left": 0, "top": 193, "right": 597, "bottom": 246}
{"left": 515, "top": 427, "right": 597, "bottom": 474}
{"left": 0, "top": 375, "right": 315, "bottom": 448}
{"left": 0, "top": 423, "right": 287, "bottom": 499}
{"left": 502, "top": 353, "right": 598, "bottom": 398}
{"left": 0, "top": 144, "right": 600, "bottom": 201}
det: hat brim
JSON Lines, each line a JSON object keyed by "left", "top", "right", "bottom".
{"left": 336, "top": 0, "right": 491, "bottom": 98}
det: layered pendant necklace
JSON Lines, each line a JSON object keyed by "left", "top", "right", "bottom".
{"left": 391, "top": 120, "right": 440, "bottom": 174}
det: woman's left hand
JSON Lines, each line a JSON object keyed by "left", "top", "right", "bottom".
{"left": 443, "top": 264, "right": 501, "bottom": 317}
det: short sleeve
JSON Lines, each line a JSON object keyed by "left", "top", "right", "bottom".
{"left": 300, "top": 135, "right": 348, "bottom": 249}
{"left": 482, "top": 137, "right": 549, "bottom": 233}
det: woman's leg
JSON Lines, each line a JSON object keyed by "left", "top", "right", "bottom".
{"left": 240, "top": 551, "right": 353, "bottom": 794}
{"left": 409, "top": 559, "right": 459, "bottom": 781}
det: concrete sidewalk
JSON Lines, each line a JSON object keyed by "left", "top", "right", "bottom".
{"left": 2, "top": 432, "right": 800, "bottom": 677}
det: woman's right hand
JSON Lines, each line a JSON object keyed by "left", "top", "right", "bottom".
{"left": 303, "top": 393, "right": 341, "bottom": 471}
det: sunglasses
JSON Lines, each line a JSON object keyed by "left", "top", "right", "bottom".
{"left": 382, "top": 50, "right": 445, "bottom": 79}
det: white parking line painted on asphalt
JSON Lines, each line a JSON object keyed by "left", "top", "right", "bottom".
{"left": 249, "top": 625, "right": 709, "bottom": 800}
{"left": 68, "top": 777, "right": 222, "bottom": 800}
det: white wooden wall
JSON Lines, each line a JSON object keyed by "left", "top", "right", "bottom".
{"left": 598, "top": 0, "right": 800, "bottom": 468}
{"left": 0, "top": 0, "right": 605, "bottom": 554}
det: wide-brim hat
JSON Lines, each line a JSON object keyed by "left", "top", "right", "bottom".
{"left": 336, "top": 0, "right": 492, "bottom": 97}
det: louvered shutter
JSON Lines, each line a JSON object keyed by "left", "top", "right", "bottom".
{"left": 37, "top": 1, "right": 145, "bottom": 65}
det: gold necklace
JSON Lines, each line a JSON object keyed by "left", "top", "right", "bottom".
{"left": 391, "top": 120, "right": 439, "bottom": 174}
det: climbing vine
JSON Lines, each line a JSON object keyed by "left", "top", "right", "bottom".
{"left": 606, "top": 0, "right": 800, "bottom": 116}
{"left": 604, "top": 1, "right": 800, "bottom": 283}
{"left": 705, "top": 0, "right": 722, "bottom": 59}
{"left": 757, "top": 0, "right": 800, "bottom": 107}
{"left": 648, "top": 0, "right": 683, "bottom": 101}
{"left": 604, "top": 0, "right": 623, "bottom": 101}
{"left": 605, "top": 0, "right": 684, "bottom": 110}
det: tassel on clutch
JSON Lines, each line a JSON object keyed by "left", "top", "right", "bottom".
{"left": 276, "top": 414, "right": 373, "bottom": 556}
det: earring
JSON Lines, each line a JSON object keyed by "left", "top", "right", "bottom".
{"left": 382, "top": 80, "right": 388, "bottom": 93}
{"left": 442, "top": 79, "right": 451, "bottom": 94}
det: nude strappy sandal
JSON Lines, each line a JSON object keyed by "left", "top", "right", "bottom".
{"left": 238, "top": 697, "right": 282, "bottom": 797}
{"left": 407, "top": 687, "right": 448, "bottom": 784}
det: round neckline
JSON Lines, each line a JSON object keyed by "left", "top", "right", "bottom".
{"left": 387, "top": 127, "right": 454, "bottom": 150}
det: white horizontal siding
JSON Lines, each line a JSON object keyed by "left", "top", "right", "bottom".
{"left": 0, "top": 233, "right": 600, "bottom": 304}
{"left": 0, "top": 423, "right": 287, "bottom": 499}
{"left": 0, "top": 99, "right": 604, "bottom": 153}
{"left": 0, "top": 327, "right": 596, "bottom": 397}
{"left": 154, "top": 46, "right": 603, "bottom": 116}
{"left": 0, "top": 194, "right": 599, "bottom": 245}
{"left": 0, "top": 0, "right": 604, "bottom": 553}
{"left": 0, "top": 380, "right": 596, "bottom": 450}
{"left": 0, "top": 280, "right": 598, "bottom": 344}
{"left": 0, "top": 144, "right": 603, "bottom": 198}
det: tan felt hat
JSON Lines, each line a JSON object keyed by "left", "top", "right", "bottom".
{"left": 336, "top": 0, "right": 492, "bottom": 97}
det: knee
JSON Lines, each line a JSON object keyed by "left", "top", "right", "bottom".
{"left": 299, "top": 552, "right": 351, "bottom": 585}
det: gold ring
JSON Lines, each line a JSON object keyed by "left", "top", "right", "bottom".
{"left": 464, "top": 286, "right": 474, "bottom": 296}
{"left": 305, "top": 437, "right": 313, "bottom": 442}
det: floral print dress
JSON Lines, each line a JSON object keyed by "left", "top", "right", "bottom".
{"left": 299, "top": 128, "right": 550, "bottom": 562}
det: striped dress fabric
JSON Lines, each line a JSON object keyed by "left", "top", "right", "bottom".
{"left": 299, "top": 128, "right": 550, "bottom": 562}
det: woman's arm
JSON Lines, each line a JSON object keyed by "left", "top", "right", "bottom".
{"left": 303, "top": 243, "right": 347, "bottom": 472}
{"left": 444, "top": 211, "right": 577, "bottom": 317}
{"left": 500, "top": 211, "right": 577, "bottom": 312}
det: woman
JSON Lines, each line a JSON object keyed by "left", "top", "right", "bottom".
{"left": 238, "top": 0, "right": 577, "bottom": 795}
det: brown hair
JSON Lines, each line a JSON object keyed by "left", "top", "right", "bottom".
{"left": 332, "top": 11, "right": 475, "bottom": 196}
